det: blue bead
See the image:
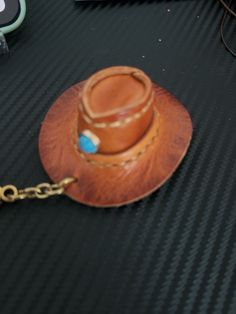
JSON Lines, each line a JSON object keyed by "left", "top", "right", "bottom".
{"left": 79, "top": 134, "right": 98, "bottom": 154}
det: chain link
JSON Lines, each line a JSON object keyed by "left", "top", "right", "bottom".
{"left": 0, "top": 178, "right": 76, "bottom": 203}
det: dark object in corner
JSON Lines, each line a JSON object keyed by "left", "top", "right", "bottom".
{"left": 0, "top": 31, "right": 8, "bottom": 54}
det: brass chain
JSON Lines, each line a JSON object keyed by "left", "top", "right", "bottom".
{"left": 0, "top": 178, "right": 76, "bottom": 203}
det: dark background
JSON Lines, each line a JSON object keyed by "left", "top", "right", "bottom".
{"left": 0, "top": 1, "right": 236, "bottom": 313}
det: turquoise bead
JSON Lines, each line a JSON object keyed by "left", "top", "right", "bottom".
{"left": 79, "top": 134, "right": 98, "bottom": 154}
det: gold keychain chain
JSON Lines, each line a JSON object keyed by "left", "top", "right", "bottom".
{"left": 0, "top": 178, "right": 76, "bottom": 203}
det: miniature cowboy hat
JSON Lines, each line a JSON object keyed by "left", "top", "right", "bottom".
{"left": 39, "top": 66, "right": 193, "bottom": 207}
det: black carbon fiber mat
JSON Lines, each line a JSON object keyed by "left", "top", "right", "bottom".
{"left": 0, "top": 1, "right": 236, "bottom": 313}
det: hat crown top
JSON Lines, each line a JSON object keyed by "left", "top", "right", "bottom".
{"left": 81, "top": 66, "right": 153, "bottom": 121}
{"left": 89, "top": 74, "right": 146, "bottom": 115}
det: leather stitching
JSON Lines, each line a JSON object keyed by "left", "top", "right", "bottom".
{"left": 78, "top": 128, "right": 159, "bottom": 168}
{"left": 79, "top": 94, "right": 154, "bottom": 129}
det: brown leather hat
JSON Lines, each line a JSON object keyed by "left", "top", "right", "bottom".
{"left": 39, "top": 66, "right": 193, "bottom": 207}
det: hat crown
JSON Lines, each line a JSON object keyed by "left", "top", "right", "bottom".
{"left": 78, "top": 66, "right": 154, "bottom": 154}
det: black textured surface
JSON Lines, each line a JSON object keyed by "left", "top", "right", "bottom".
{"left": 0, "top": 1, "right": 236, "bottom": 313}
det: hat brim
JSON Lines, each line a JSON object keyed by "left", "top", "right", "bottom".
{"left": 39, "top": 82, "right": 193, "bottom": 207}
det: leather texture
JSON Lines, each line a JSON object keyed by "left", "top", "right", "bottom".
{"left": 39, "top": 76, "right": 192, "bottom": 207}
